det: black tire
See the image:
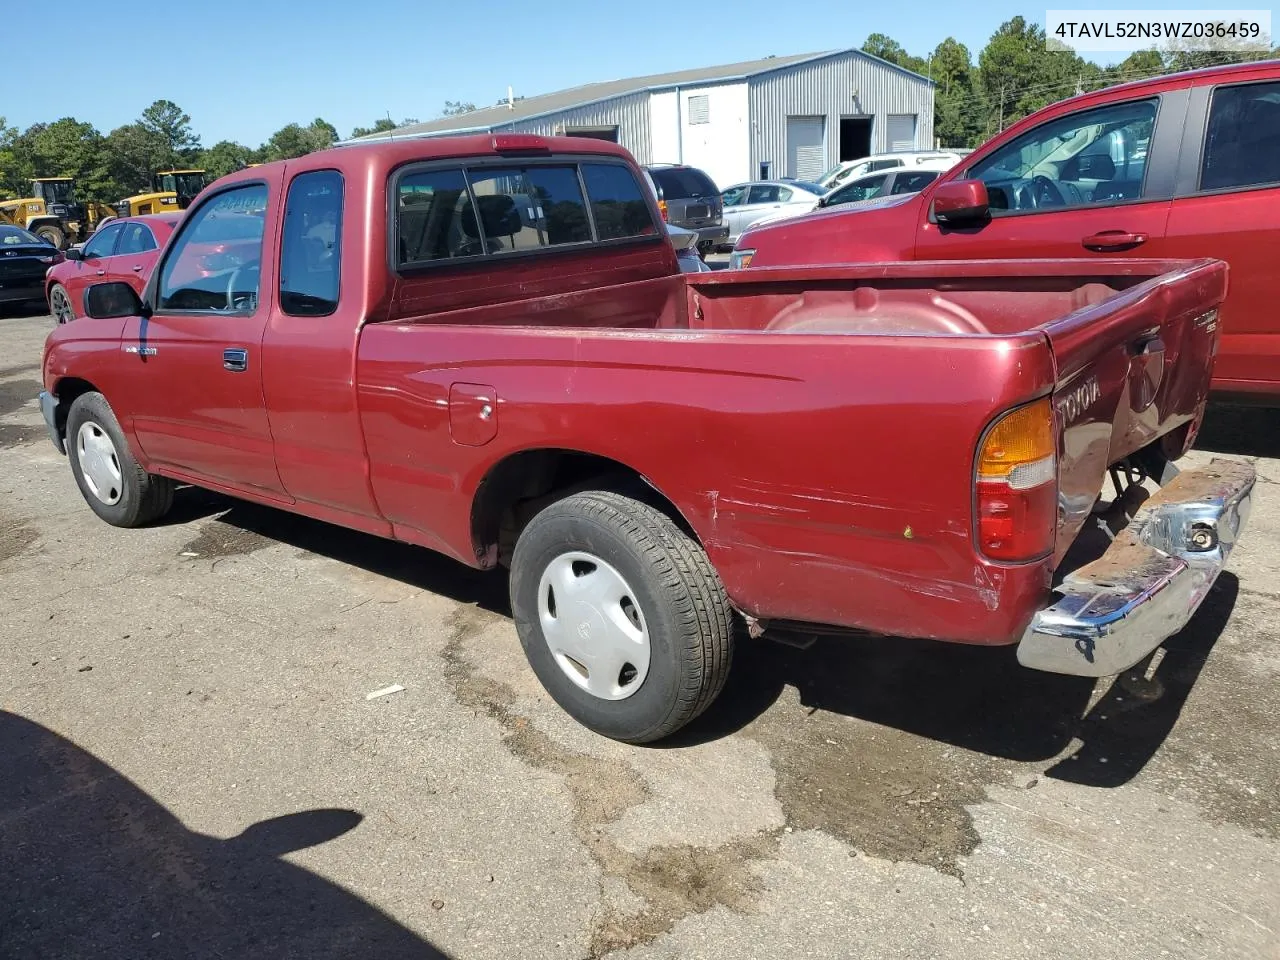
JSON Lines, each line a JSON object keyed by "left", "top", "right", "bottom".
{"left": 510, "top": 490, "right": 733, "bottom": 743}
{"left": 65, "top": 392, "right": 174, "bottom": 527}
{"left": 35, "top": 224, "right": 65, "bottom": 249}
{"left": 48, "top": 282, "right": 74, "bottom": 324}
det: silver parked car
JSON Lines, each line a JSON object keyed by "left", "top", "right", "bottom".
{"left": 720, "top": 180, "right": 827, "bottom": 247}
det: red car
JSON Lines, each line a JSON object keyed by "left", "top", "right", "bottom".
{"left": 37, "top": 135, "right": 1252, "bottom": 743}
{"left": 46, "top": 213, "right": 182, "bottom": 324}
{"left": 733, "top": 61, "right": 1280, "bottom": 402}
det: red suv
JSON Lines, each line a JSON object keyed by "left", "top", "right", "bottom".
{"left": 733, "top": 61, "right": 1280, "bottom": 402}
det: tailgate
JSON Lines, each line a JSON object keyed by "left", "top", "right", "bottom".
{"left": 1044, "top": 258, "right": 1229, "bottom": 565}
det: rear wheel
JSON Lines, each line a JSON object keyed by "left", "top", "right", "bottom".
{"left": 510, "top": 490, "right": 733, "bottom": 743}
{"left": 66, "top": 392, "right": 174, "bottom": 527}
{"left": 34, "top": 224, "right": 65, "bottom": 249}
{"left": 48, "top": 283, "right": 74, "bottom": 324}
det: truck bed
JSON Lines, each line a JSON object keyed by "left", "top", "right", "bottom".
{"left": 358, "top": 258, "right": 1227, "bottom": 646}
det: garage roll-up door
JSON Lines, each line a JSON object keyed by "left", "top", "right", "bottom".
{"left": 786, "top": 116, "right": 826, "bottom": 180}
{"left": 887, "top": 114, "right": 917, "bottom": 151}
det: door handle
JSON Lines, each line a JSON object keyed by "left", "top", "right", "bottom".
{"left": 95, "top": 269, "right": 106, "bottom": 276}
{"left": 132, "top": 265, "right": 143, "bottom": 272}
{"left": 222, "top": 348, "right": 248, "bottom": 372}
{"left": 1082, "top": 230, "right": 1148, "bottom": 251}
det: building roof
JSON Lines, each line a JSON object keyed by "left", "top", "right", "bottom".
{"left": 344, "top": 49, "right": 932, "bottom": 143}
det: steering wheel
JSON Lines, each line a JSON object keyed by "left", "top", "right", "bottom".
{"left": 1030, "top": 175, "right": 1066, "bottom": 209}
{"left": 225, "top": 262, "right": 260, "bottom": 311}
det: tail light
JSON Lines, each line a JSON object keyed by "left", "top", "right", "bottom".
{"left": 657, "top": 198, "right": 668, "bottom": 221}
{"left": 975, "top": 397, "right": 1057, "bottom": 562}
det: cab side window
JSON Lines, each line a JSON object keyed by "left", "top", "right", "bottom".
{"left": 279, "top": 170, "right": 344, "bottom": 316}
{"left": 157, "top": 183, "right": 268, "bottom": 313}
{"left": 117, "top": 222, "right": 157, "bottom": 255}
{"left": 1201, "top": 81, "right": 1280, "bottom": 191}
{"left": 82, "top": 223, "right": 124, "bottom": 259}
{"left": 968, "top": 98, "right": 1156, "bottom": 213}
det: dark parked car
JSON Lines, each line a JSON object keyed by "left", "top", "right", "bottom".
{"left": 0, "top": 224, "right": 63, "bottom": 312}
{"left": 644, "top": 164, "right": 727, "bottom": 255}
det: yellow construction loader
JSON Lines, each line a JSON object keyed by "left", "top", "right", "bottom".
{"left": 111, "top": 169, "right": 207, "bottom": 221}
{"left": 0, "top": 178, "right": 111, "bottom": 248}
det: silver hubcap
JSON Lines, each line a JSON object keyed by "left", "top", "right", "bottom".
{"left": 537, "top": 551, "right": 652, "bottom": 701}
{"left": 51, "top": 287, "right": 73, "bottom": 324}
{"left": 76, "top": 421, "right": 123, "bottom": 505}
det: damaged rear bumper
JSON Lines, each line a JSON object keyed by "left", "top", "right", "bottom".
{"left": 1017, "top": 459, "right": 1254, "bottom": 677}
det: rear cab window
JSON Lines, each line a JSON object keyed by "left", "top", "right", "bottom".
{"left": 394, "top": 157, "right": 658, "bottom": 269}
{"left": 649, "top": 167, "right": 718, "bottom": 199}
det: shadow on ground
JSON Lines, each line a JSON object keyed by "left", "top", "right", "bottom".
{"left": 0, "top": 711, "right": 450, "bottom": 959}
{"left": 1196, "top": 402, "right": 1279, "bottom": 458}
{"left": 194, "top": 490, "right": 1237, "bottom": 787}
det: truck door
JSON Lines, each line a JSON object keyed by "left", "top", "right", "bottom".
{"left": 915, "top": 90, "right": 1186, "bottom": 263}
{"left": 259, "top": 168, "right": 385, "bottom": 524}
{"left": 1164, "top": 77, "right": 1280, "bottom": 394}
{"left": 118, "top": 179, "right": 288, "bottom": 497}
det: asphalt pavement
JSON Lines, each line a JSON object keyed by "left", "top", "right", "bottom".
{"left": 2, "top": 307, "right": 1277, "bottom": 959}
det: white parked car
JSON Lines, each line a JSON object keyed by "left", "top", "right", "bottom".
{"left": 740, "top": 162, "right": 954, "bottom": 235}
{"left": 817, "top": 151, "right": 965, "bottom": 191}
{"left": 719, "top": 180, "right": 827, "bottom": 247}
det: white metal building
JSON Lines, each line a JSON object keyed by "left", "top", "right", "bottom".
{"left": 347, "top": 50, "right": 935, "bottom": 191}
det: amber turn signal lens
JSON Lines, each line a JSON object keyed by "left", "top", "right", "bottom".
{"left": 977, "top": 397, "right": 1054, "bottom": 481}
{"left": 976, "top": 397, "right": 1057, "bottom": 563}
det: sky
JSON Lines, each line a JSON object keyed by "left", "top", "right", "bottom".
{"left": 4, "top": 0, "right": 1183, "bottom": 146}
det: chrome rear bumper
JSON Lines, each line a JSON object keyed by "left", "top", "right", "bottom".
{"left": 1018, "top": 459, "right": 1254, "bottom": 677}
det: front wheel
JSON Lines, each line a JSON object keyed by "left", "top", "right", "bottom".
{"left": 35, "top": 224, "right": 66, "bottom": 249}
{"left": 66, "top": 392, "right": 174, "bottom": 527}
{"left": 48, "top": 283, "right": 74, "bottom": 324}
{"left": 509, "top": 490, "right": 733, "bottom": 743}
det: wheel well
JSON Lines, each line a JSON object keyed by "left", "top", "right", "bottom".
{"left": 51, "top": 377, "right": 97, "bottom": 436}
{"left": 470, "top": 449, "right": 698, "bottom": 568}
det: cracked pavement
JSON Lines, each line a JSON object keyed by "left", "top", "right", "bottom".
{"left": 2, "top": 309, "right": 1277, "bottom": 959}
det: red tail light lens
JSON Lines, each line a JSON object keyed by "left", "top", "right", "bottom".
{"left": 975, "top": 397, "right": 1057, "bottom": 562}
{"left": 657, "top": 198, "right": 668, "bottom": 221}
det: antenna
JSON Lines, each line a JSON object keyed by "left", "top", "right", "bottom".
{"left": 508, "top": 85, "right": 515, "bottom": 110}
{"left": 387, "top": 110, "right": 396, "bottom": 141}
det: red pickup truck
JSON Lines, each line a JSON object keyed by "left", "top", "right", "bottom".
{"left": 733, "top": 61, "right": 1280, "bottom": 402}
{"left": 38, "top": 134, "right": 1254, "bottom": 743}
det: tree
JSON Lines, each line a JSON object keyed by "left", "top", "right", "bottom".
{"left": 138, "top": 100, "right": 200, "bottom": 169}
{"left": 977, "top": 17, "right": 1098, "bottom": 135}
{"left": 862, "top": 33, "right": 926, "bottom": 73}
{"left": 349, "top": 116, "right": 420, "bottom": 138}
{"left": 261, "top": 118, "right": 339, "bottom": 161}
{"left": 200, "top": 140, "right": 256, "bottom": 179}
{"left": 442, "top": 100, "right": 477, "bottom": 116}
{"left": 102, "top": 123, "right": 167, "bottom": 197}
{"left": 928, "top": 38, "right": 985, "bottom": 147}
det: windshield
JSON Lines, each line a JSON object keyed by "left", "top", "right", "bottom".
{"left": 792, "top": 181, "right": 828, "bottom": 195}
{"left": 34, "top": 181, "right": 75, "bottom": 204}
{"left": 0, "top": 225, "right": 44, "bottom": 245}
{"left": 189, "top": 211, "right": 265, "bottom": 244}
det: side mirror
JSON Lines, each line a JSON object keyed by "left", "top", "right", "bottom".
{"left": 84, "top": 282, "right": 145, "bottom": 319}
{"left": 65, "top": 247, "right": 84, "bottom": 261}
{"left": 932, "top": 179, "right": 990, "bottom": 227}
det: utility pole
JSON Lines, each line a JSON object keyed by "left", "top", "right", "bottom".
{"left": 998, "top": 83, "right": 1005, "bottom": 132}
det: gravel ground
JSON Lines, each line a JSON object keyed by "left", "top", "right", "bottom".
{"left": 2, "top": 307, "right": 1277, "bottom": 959}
